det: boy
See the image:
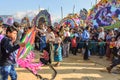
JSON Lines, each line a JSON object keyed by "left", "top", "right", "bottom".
{"left": 40, "top": 47, "right": 49, "bottom": 65}
{"left": 106, "top": 36, "right": 120, "bottom": 73}
{"left": 98, "top": 38, "right": 105, "bottom": 58}
{"left": 0, "top": 26, "right": 25, "bottom": 80}
{"left": 71, "top": 36, "right": 77, "bottom": 55}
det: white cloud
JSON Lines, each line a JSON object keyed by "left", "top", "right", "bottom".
{"left": 13, "top": 9, "right": 61, "bottom": 24}
{"left": 13, "top": 9, "right": 44, "bottom": 21}
{"left": 51, "top": 14, "right": 61, "bottom": 24}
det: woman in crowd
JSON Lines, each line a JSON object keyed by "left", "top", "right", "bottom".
{"left": 54, "top": 32, "right": 62, "bottom": 67}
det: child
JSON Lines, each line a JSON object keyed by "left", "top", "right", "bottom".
{"left": 109, "top": 37, "right": 116, "bottom": 61}
{"left": 106, "top": 36, "right": 120, "bottom": 73}
{"left": 0, "top": 26, "right": 25, "bottom": 80}
{"left": 40, "top": 47, "right": 49, "bottom": 65}
{"left": 54, "top": 32, "right": 62, "bottom": 67}
{"left": 71, "top": 36, "right": 77, "bottom": 55}
{"left": 89, "top": 36, "right": 98, "bottom": 55}
{"left": 98, "top": 38, "right": 105, "bottom": 58}
{"left": 39, "top": 25, "right": 46, "bottom": 51}
{"left": 106, "top": 48, "right": 120, "bottom": 73}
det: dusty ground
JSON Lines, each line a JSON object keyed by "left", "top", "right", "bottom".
{"left": 8, "top": 51, "right": 120, "bottom": 80}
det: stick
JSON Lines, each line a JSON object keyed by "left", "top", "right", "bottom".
{"left": 48, "top": 64, "right": 57, "bottom": 80}
{"left": 26, "top": 67, "right": 47, "bottom": 80}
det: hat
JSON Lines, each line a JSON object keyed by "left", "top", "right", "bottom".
{"left": 6, "top": 17, "right": 14, "bottom": 26}
{"left": 13, "top": 22, "right": 21, "bottom": 28}
{"left": 3, "top": 24, "right": 9, "bottom": 28}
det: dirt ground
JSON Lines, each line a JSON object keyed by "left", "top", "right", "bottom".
{"left": 8, "top": 51, "right": 120, "bottom": 80}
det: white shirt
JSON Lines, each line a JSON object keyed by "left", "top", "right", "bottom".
{"left": 98, "top": 31, "right": 105, "bottom": 40}
{"left": 116, "top": 39, "right": 120, "bottom": 49}
{"left": 40, "top": 29, "right": 46, "bottom": 36}
{"left": 64, "top": 31, "right": 70, "bottom": 37}
{"left": 54, "top": 37, "right": 62, "bottom": 44}
{"left": 46, "top": 32, "right": 55, "bottom": 43}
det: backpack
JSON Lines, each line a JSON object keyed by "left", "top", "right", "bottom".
{"left": 0, "top": 35, "right": 4, "bottom": 57}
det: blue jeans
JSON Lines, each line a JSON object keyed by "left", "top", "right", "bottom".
{"left": 0, "top": 65, "right": 17, "bottom": 80}
{"left": 110, "top": 58, "right": 120, "bottom": 68}
{"left": 40, "top": 36, "right": 46, "bottom": 51}
{"left": 99, "top": 46, "right": 105, "bottom": 56}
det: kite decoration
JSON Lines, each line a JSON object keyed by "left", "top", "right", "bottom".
{"left": 34, "top": 10, "right": 51, "bottom": 27}
{"left": 87, "top": 0, "right": 120, "bottom": 28}
{"left": 79, "top": 8, "right": 88, "bottom": 27}
{"left": 17, "top": 26, "right": 57, "bottom": 80}
{"left": 21, "top": 17, "right": 30, "bottom": 27}
{"left": 17, "top": 27, "right": 43, "bottom": 74}
{"left": 60, "top": 14, "right": 80, "bottom": 28}
{"left": 17, "top": 27, "right": 35, "bottom": 59}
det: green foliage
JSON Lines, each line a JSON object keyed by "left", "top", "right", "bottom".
{"left": 103, "top": 21, "right": 120, "bottom": 30}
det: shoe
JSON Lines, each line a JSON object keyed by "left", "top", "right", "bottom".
{"left": 99, "top": 56, "right": 103, "bottom": 58}
{"left": 106, "top": 67, "right": 112, "bottom": 73}
{"left": 84, "top": 58, "right": 90, "bottom": 60}
{"left": 63, "top": 56, "right": 67, "bottom": 58}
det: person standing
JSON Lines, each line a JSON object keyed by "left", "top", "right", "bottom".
{"left": 98, "top": 38, "right": 105, "bottom": 58}
{"left": 54, "top": 32, "right": 62, "bottom": 67}
{"left": 82, "top": 26, "right": 90, "bottom": 60}
{"left": 71, "top": 36, "right": 77, "bottom": 55}
{"left": 13, "top": 22, "right": 23, "bottom": 44}
{"left": 39, "top": 24, "right": 47, "bottom": 51}
{"left": 98, "top": 27, "right": 105, "bottom": 41}
{"left": 62, "top": 27, "right": 71, "bottom": 58}
{"left": 0, "top": 26, "right": 25, "bottom": 80}
{"left": 106, "top": 36, "right": 120, "bottom": 73}
{"left": 46, "top": 26, "right": 55, "bottom": 64}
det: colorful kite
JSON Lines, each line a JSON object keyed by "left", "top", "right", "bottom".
{"left": 60, "top": 14, "right": 80, "bottom": 28}
{"left": 87, "top": 0, "right": 120, "bottom": 28}
{"left": 17, "top": 27, "right": 43, "bottom": 74}
{"left": 34, "top": 10, "right": 51, "bottom": 27}
{"left": 17, "top": 27, "right": 57, "bottom": 80}
{"left": 17, "top": 27, "right": 35, "bottom": 59}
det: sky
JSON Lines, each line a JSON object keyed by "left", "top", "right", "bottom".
{"left": 0, "top": 0, "right": 97, "bottom": 22}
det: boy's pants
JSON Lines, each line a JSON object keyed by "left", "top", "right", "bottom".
{"left": 63, "top": 43, "right": 70, "bottom": 57}
{"left": 99, "top": 46, "right": 105, "bottom": 56}
{"left": 110, "top": 58, "right": 120, "bottom": 68}
{"left": 71, "top": 47, "right": 77, "bottom": 55}
{"left": 0, "top": 65, "right": 17, "bottom": 80}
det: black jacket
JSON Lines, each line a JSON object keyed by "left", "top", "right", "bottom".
{"left": 0, "top": 35, "right": 20, "bottom": 66}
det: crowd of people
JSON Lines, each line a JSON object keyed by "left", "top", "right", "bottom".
{"left": 32, "top": 22, "right": 120, "bottom": 73}
{"left": 0, "top": 16, "right": 120, "bottom": 80}
{"left": 30, "top": 21, "right": 120, "bottom": 73}
{"left": 0, "top": 19, "right": 26, "bottom": 80}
